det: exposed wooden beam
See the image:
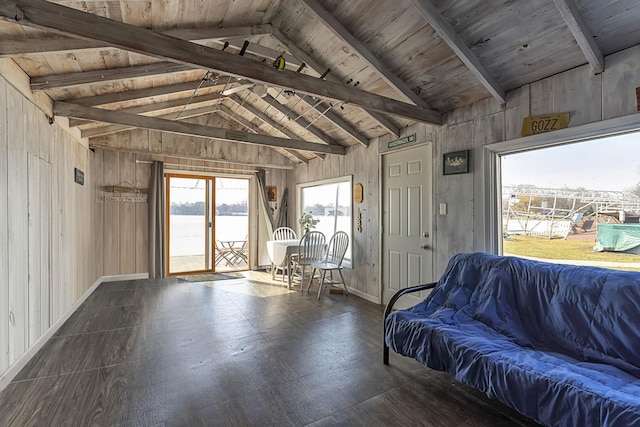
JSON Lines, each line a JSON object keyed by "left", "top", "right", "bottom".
{"left": 300, "top": 0, "right": 427, "bottom": 108}
{"left": 0, "top": 0, "right": 441, "bottom": 124}
{"left": 552, "top": 0, "right": 604, "bottom": 73}
{"left": 226, "top": 97, "right": 324, "bottom": 161}
{"left": 218, "top": 105, "right": 310, "bottom": 164}
{"left": 271, "top": 28, "right": 401, "bottom": 137}
{"left": 68, "top": 91, "right": 224, "bottom": 127}
{"left": 406, "top": 0, "right": 506, "bottom": 104}
{"left": 53, "top": 101, "right": 346, "bottom": 155}
{"left": 79, "top": 105, "right": 216, "bottom": 138}
{"left": 31, "top": 61, "right": 195, "bottom": 91}
{"left": 70, "top": 79, "right": 224, "bottom": 106}
{"left": 260, "top": 94, "right": 342, "bottom": 147}
{"left": 0, "top": 24, "right": 272, "bottom": 57}
{"left": 299, "top": 98, "right": 368, "bottom": 146}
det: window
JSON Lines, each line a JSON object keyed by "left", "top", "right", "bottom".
{"left": 484, "top": 118, "right": 640, "bottom": 270}
{"left": 297, "top": 176, "right": 352, "bottom": 263}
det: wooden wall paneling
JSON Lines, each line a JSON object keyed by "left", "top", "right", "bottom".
{"left": 49, "top": 123, "right": 60, "bottom": 323}
{"left": 135, "top": 158, "right": 150, "bottom": 274}
{"left": 552, "top": 65, "right": 603, "bottom": 127}
{"left": 505, "top": 85, "right": 530, "bottom": 141}
{"left": 103, "top": 150, "right": 120, "bottom": 276}
{"left": 78, "top": 142, "right": 91, "bottom": 294}
{"left": 27, "top": 153, "right": 41, "bottom": 346}
{"left": 529, "top": 77, "right": 554, "bottom": 116}
{"left": 602, "top": 45, "right": 640, "bottom": 120}
{"left": 7, "top": 85, "right": 27, "bottom": 365}
{"left": 91, "top": 149, "right": 105, "bottom": 280}
{"left": 365, "top": 143, "right": 380, "bottom": 298}
{"left": 434, "top": 121, "right": 474, "bottom": 276}
{"left": 39, "top": 159, "right": 51, "bottom": 334}
{"left": 66, "top": 136, "right": 77, "bottom": 305}
{"left": 0, "top": 78, "right": 8, "bottom": 374}
{"left": 119, "top": 152, "right": 137, "bottom": 274}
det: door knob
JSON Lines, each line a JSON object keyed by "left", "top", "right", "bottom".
{"left": 420, "top": 244, "right": 430, "bottom": 250}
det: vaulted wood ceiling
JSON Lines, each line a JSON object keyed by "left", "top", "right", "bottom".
{"left": 1, "top": 0, "right": 639, "bottom": 166}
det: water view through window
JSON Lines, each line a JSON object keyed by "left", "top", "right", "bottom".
{"left": 167, "top": 175, "right": 248, "bottom": 274}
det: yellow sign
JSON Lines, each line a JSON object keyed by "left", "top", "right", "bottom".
{"left": 521, "top": 113, "right": 569, "bottom": 137}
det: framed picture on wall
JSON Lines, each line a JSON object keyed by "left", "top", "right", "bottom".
{"left": 266, "top": 186, "right": 277, "bottom": 202}
{"left": 443, "top": 150, "right": 470, "bottom": 175}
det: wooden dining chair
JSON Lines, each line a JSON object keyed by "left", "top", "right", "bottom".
{"left": 295, "top": 231, "right": 326, "bottom": 291}
{"left": 306, "top": 231, "right": 349, "bottom": 299}
{"left": 272, "top": 227, "right": 297, "bottom": 281}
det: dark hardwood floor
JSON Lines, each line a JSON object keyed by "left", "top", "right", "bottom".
{"left": 0, "top": 274, "right": 540, "bottom": 426}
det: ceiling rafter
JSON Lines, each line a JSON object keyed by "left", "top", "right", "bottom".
{"left": 227, "top": 95, "right": 326, "bottom": 160}
{"left": 69, "top": 79, "right": 225, "bottom": 107}
{"left": 300, "top": 0, "right": 428, "bottom": 108}
{"left": 69, "top": 91, "right": 225, "bottom": 127}
{"left": 217, "top": 105, "right": 310, "bottom": 164}
{"left": 259, "top": 93, "right": 343, "bottom": 147}
{"left": 0, "top": 0, "right": 441, "bottom": 124}
{"left": 406, "top": 0, "right": 506, "bottom": 104}
{"left": 271, "top": 27, "right": 400, "bottom": 137}
{"left": 0, "top": 24, "right": 273, "bottom": 57}
{"left": 79, "top": 104, "right": 217, "bottom": 138}
{"left": 53, "top": 101, "right": 346, "bottom": 155}
{"left": 552, "top": 0, "right": 604, "bottom": 73}
{"left": 31, "top": 61, "right": 196, "bottom": 91}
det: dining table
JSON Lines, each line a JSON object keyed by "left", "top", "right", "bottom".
{"left": 266, "top": 238, "right": 300, "bottom": 290}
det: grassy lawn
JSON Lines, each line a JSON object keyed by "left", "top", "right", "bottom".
{"left": 503, "top": 235, "right": 640, "bottom": 271}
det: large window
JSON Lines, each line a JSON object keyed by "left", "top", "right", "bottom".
{"left": 298, "top": 176, "right": 352, "bottom": 263}
{"left": 485, "top": 120, "right": 640, "bottom": 271}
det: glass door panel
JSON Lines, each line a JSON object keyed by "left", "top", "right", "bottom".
{"left": 167, "top": 176, "right": 212, "bottom": 274}
{"left": 214, "top": 178, "right": 249, "bottom": 272}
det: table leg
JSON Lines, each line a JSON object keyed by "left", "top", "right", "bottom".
{"left": 287, "top": 255, "right": 292, "bottom": 290}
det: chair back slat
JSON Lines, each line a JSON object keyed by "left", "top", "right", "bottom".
{"left": 273, "top": 227, "right": 297, "bottom": 241}
{"left": 325, "top": 231, "right": 349, "bottom": 266}
{"left": 298, "top": 231, "right": 326, "bottom": 265}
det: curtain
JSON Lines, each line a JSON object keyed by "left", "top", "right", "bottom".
{"left": 148, "top": 161, "right": 166, "bottom": 278}
{"left": 256, "top": 169, "right": 275, "bottom": 233}
{"left": 276, "top": 188, "right": 289, "bottom": 229}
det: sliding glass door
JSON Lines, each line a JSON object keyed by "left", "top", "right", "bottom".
{"left": 166, "top": 174, "right": 249, "bottom": 275}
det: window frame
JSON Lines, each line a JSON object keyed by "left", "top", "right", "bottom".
{"left": 484, "top": 114, "right": 640, "bottom": 255}
{"left": 296, "top": 175, "right": 353, "bottom": 267}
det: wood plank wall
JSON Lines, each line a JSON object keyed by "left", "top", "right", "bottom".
{"left": 0, "top": 75, "right": 96, "bottom": 382}
{"left": 288, "top": 44, "right": 640, "bottom": 303}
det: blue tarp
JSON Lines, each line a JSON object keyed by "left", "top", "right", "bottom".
{"left": 385, "top": 253, "right": 640, "bottom": 427}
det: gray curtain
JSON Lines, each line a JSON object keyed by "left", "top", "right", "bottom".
{"left": 148, "top": 161, "right": 166, "bottom": 278}
{"left": 276, "top": 188, "right": 289, "bottom": 229}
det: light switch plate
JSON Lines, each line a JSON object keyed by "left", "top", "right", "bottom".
{"left": 439, "top": 203, "right": 447, "bottom": 215}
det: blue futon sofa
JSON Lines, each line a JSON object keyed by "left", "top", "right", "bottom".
{"left": 384, "top": 252, "right": 640, "bottom": 427}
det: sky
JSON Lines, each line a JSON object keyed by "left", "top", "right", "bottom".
{"left": 501, "top": 133, "right": 640, "bottom": 192}
{"left": 169, "top": 177, "right": 249, "bottom": 204}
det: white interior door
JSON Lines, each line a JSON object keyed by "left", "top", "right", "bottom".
{"left": 382, "top": 144, "right": 433, "bottom": 308}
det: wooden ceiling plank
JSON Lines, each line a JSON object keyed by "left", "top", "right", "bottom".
{"left": 300, "top": 0, "right": 428, "bottom": 108}
{"left": 406, "top": 0, "right": 506, "bottom": 104}
{"left": 0, "top": 24, "right": 273, "bottom": 57}
{"left": 271, "top": 27, "right": 401, "bottom": 137}
{"left": 54, "top": 101, "right": 346, "bottom": 155}
{"left": 0, "top": 0, "right": 441, "bottom": 124}
{"left": 31, "top": 61, "right": 195, "bottom": 91}
{"left": 552, "top": 0, "right": 604, "bottom": 73}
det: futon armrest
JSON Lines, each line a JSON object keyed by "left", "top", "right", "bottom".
{"left": 383, "top": 282, "right": 437, "bottom": 365}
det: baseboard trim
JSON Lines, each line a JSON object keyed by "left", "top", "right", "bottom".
{"left": 0, "top": 272, "right": 149, "bottom": 392}
{"left": 347, "top": 287, "right": 380, "bottom": 304}
{"left": 101, "top": 273, "right": 149, "bottom": 283}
